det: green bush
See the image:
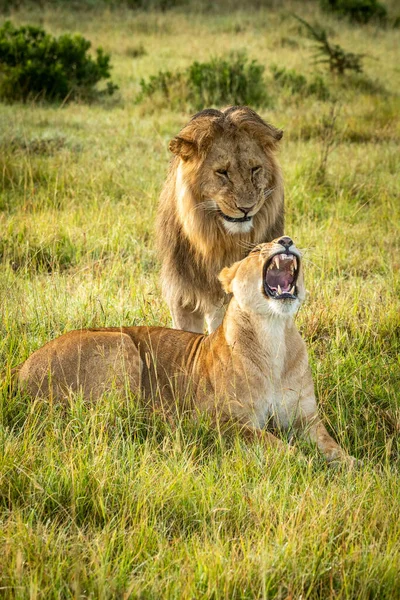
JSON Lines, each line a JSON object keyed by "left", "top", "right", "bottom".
{"left": 271, "top": 65, "right": 330, "bottom": 100}
{"left": 126, "top": 43, "right": 147, "bottom": 58}
{"left": 295, "top": 16, "right": 366, "bottom": 75}
{"left": 187, "top": 53, "right": 268, "bottom": 109}
{"left": 138, "top": 52, "right": 270, "bottom": 109}
{"left": 320, "top": 0, "right": 388, "bottom": 23}
{"left": 0, "top": 21, "right": 118, "bottom": 102}
{"left": 139, "top": 69, "right": 183, "bottom": 102}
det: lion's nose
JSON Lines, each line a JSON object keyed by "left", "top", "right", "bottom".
{"left": 277, "top": 236, "right": 294, "bottom": 249}
{"left": 237, "top": 204, "right": 256, "bottom": 216}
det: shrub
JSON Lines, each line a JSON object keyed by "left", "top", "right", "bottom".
{"left": 138, "top": 52, "right": 270, "bottom": 109}
{"left": 126, "top": 43, "right": 147, "bottom": 58}
{"left": 320, "top": 0, "right": 388, "bottom": 23}
{"left": 270, "top": 65, "right": 330, "bottom": 100}
{"left": 186, "top": 53, "right": 268, "bottom": 109}
{"left": 295, "top": 16, "right": 366, "bottom": 75}
{"left": 138, "top": 69, "right": 183, "bottom": 103}
{"left": 0, "top": 21, "right": 117, "bottom": 102}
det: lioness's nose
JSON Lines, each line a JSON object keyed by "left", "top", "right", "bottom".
{"left": 277, "top": 236, "right": 293, "bottom": 249}
{"left": 237, "top": 204, "right": 256, "bottom": 215}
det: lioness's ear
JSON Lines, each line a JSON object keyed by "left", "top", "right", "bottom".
{"left": 218, "top": 261, "right": 241, "bottom": 293}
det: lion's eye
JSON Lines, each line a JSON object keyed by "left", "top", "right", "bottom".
{"left": 216, "top": 169, "right": 229, "bottom": 178}
{"left": 251, "top": 166, "right": 262, "bottom": 175}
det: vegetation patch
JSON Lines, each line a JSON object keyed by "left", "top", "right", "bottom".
{"left": 320, "top": 0, "right": 388, "bottom": 24}
{"left": 138, "top": 52, "right": 271, "bottom": 109}
{"left": 271, "top": 65, "right": 330, "bottom": 100}
{"left": 1, "top": 133, "right": 72, "bottom": 155}
{"left": 0, "top": 21, "right": 118, "bottom": 102}
{"left": 0, "top": 230, "right": 78, "bottom": 272}
{"left": 125, "top": 43, "right": 147, "bottom": 58}
{"left": 295, "top": 15, "right": 367, "bottom": 75}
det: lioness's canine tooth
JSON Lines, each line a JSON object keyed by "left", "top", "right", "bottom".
{"left": 293, "top": 257, "right": 297, "bottom": 270}
{"left": 274, "top": 256, "right": 280, "bottom": 269}
{"left": 278, "top": 284, "right": 282, "bottom": 295}
{"left": 290, "top": 286, "right": 295, "bottom": 294}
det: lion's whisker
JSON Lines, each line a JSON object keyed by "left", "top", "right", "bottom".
{"left": 235, "top": 240, "right": 258, "bottom": 251}
{"left": 264, "top": 187, "right": 276, "bottom": 199}
{"left": 191, "top": 201, "right": 218, "bottom": 214}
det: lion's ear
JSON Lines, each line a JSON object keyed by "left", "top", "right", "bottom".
{"left": 245, "top": 121, "right": 283, "bottom": 150}
{"left": 225, "top": 106, "right": 283, "bottom": 150}
{"left": 218, "top": 261, "right": 241, "bottom": 293}
{"left": 169, "top": 111, "right": 222, "bottom": 160}
{"left": 169, "top": 136, "right": 196, "bottom": 161}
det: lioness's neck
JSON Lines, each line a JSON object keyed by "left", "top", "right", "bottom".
{"left": 223, "top": 298, "right": 291, "bottom": 362}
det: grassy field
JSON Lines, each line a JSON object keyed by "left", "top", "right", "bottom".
{"left": 0, "top": 1, "right": 400, "bottom": 598}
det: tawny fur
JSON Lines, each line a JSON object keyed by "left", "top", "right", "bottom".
{"left": 15, "top": 238, "right": 356, "bottom": 465}
{"left": 156, "top": 106, "right": 285, "bottom": 334}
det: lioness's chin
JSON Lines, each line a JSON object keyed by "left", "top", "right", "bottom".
{"left": 221, "top": 219, "right": 254, "bottom": 235}
{"left": 267, "top": 298, "right": 301, "bottom": 317}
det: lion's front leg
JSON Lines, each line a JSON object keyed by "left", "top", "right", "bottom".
{"left": 205, "top": 303, "right": 226, "bottom": 333}
{"left": 169, "top": 300, "right": 204, "bottom": 334}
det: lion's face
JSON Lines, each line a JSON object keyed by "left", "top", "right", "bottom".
{"left": 198, "top": 133, "right": 276, "bottom": 235}
{"left": 169, "top": 106, "right": 283, "bottom": 237}
{"left": 219, "top": 237, "right": 305, "bottom": 317}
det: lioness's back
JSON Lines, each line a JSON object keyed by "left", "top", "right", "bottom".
{"left": 17, "top": 326, "right": 204, "bottom": 402}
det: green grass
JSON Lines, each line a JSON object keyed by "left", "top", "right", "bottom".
{"left": 0, "top": 1, "right": 400, "bottom": 598}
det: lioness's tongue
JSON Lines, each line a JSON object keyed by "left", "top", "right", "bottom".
{"left": 266, "top": 261, "right": 294, "bottom": 292}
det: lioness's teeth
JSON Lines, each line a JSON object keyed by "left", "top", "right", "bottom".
{"left": 274, "top": 256, "right": 280, "bottom": 269}
{"left": 278, "top": 284, "right": 282, "bottom": 295}
{"left": 293, "top": 257, "right": 297, "bottom": 270}
{"left": 290, "top": 286, "right": 295, "bottom": 294}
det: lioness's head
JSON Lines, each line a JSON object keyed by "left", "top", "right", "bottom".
{"left": 219, "top": 236, "right": 305, "bottom": 317}
{"left": 169, "top": 106, "right": 283, "bottom": 235}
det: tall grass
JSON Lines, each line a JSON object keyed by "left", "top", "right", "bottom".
{"left": 0, "top": 1, "right": 399, "bottom": 597}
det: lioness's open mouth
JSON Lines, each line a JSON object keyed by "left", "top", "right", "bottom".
{"left": 218, "top": 209, "right": 252, "bottom": 223}
{"left": 263, "top": 252, "right": 300, "bottom": 300}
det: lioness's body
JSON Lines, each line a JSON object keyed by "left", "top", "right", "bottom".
{"left": 16, "top": 239, "right": 355, "bottom": 464}
{"left": 157, "top": 106, "right": 284, "bottom": 334}
{"left": 17, "top": 317, "right": 308, "bottom": 433}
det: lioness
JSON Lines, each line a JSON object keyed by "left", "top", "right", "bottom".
{"left": 157, "top": 105, "right": 284, "bottom": 334}
{"left": 15, "top": 237, "right": 354, "bottom": 465}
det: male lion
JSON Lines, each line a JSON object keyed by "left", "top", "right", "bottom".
{"left": 156, "top": 105, "right": 284, "bottom": 334}
{"left": 15, "top": 236, "right": 356, "bottom": 465}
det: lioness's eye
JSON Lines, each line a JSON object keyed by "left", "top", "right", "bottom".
{"left": 252, "top": 166, "right": 262, "bottom": 175}
{"left": 216, "top": 169, "right": 229, "bottom": 178}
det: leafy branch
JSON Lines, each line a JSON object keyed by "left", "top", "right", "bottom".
{"left": 294, "top": 14, "right": 366, "bottom": 75}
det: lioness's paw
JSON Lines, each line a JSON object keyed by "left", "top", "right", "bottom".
{"left": 328, "top": 455, "right": 362, "bottom": 470}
